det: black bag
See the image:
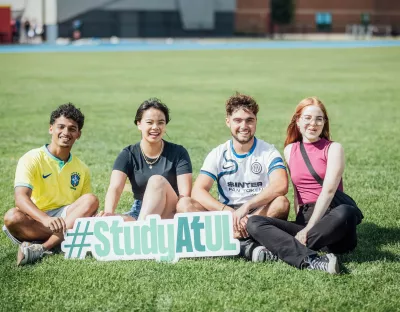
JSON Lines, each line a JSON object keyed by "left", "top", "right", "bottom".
{"left": 299, "top": 141, "right": 364, "bottom": 225}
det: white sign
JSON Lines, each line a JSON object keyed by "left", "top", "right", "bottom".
{"left": 61, "top": 212, "right": 240, "bottom": 262}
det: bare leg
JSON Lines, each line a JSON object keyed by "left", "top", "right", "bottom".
{"left": 4, "top": 194, "right": 99, "bottom": 250}
{"left": 4, "top": 208, "right": 52, "bottom": 241}
{"left": 139, "top": 175, "right": 178, "bottom": 220}
{"left": 42, "top": 194, "right": 99, "bottom": 250}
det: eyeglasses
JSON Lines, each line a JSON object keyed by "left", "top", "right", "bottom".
{"left": 300, "top": 115, "right": 325, "bottom": 126}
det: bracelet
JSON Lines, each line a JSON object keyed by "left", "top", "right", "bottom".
{"left": 221, "top": 204, "right": 226, "bottom": 211}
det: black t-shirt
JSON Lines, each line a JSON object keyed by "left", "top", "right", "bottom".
{"left": 113, "top": 140, "right": 192, "bottom": 200}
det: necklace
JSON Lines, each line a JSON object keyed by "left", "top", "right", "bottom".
{"left": 140, "top": 140, "right": 164, "bottom": 169}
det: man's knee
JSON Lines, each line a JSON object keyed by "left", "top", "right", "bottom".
{"left": 267, "top": 196, "right": 290, "bottom": 220}
{"left": 80, "top": 194, "right": 99, "bottom": 213}
{"left": 4, "top": 208, "right": 26, "bottom": 230}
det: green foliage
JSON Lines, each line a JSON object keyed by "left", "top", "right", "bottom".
{"left": 0, "top": 47, "right": 400, "bottom": 311}
{"left": 271, "top": 0, "right": 295, "bottom": 25}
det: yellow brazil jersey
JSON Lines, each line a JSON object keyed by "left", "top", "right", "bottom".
{"left": 14, "top": 145, "right": 92, "bottom": 212}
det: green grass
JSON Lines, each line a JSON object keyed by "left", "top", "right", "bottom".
{"left": 1, "top": 47, "right": 400, "bottom": 311}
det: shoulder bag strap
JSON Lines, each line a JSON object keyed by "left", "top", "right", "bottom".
{"left": 299, "top": 141, "right": 324, "bottom": 186}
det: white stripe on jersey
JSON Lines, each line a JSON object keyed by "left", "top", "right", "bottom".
{"left": 200, "top": 137, "right": 286, "bottom": 207}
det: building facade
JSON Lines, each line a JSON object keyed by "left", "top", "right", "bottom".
{"left": 236, "top": 0, "right": 400, "bottom": 34}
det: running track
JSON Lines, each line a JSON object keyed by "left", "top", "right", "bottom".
{"left": 0, "top": 39, "right": 399, "bottom": 54}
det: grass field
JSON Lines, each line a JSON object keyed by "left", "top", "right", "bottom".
{"left": 1, "top": 46, "right": 400, "bottom": 312}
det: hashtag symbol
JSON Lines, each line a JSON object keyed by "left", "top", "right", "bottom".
{"left": 63, "top": 220, "right": 93, "bottom": 259}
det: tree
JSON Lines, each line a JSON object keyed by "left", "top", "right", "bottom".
{"left": 270, "top": 0, "right": 295, "bottom": 37}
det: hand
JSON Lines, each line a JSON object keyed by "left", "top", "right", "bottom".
{"left": 239, "top": 216, "right": 249, "bottom": 238}
{"left": 295, "top": 227, "right": 309, "bottom": 246}
{"left": 232, "top": 205, "right": 249, "bottom": 233}
{"left": 96, "top": 211, "right": 115, "bottom": 217}
{"left": 44, "top": 216, "right": 66, "bottom": 233}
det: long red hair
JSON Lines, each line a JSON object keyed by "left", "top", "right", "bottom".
{"left": 284, "top": 97, "right": 331, "bottom": 147}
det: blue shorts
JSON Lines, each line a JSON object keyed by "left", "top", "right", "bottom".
{"left": 124, "top": 200, "right": 142, "bottom": 220}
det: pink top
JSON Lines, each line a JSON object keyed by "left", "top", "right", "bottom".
{"left": 289, "top": 138, "right": 343, "bottom": 205}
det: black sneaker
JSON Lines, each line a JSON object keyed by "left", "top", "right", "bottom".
{"left": 304, "top": 253, "right": 339, "bottom": 274}
{"left": 252, "top": 246, "right": 279, "bottom": 262}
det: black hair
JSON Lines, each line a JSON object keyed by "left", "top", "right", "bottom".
{"left": 50, "top": 103, "right": 85, "bottom": 130}
{"left": 134, "top": 98, "right": 170, "bottom": 125}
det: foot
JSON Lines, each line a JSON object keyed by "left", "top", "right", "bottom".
{"left": 251, "top": 246, "right": 279, "bottom": 262}
{"left": 239, "top": 238, "right": 259, "bottom": 260}
{"left": 303, "top": 253, "right": 339, "bottom": 274}
{"left": 17, "top": 242, "right": 52, "bottom": 266}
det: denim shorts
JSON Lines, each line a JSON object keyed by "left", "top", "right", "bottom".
{"left": 124, "top": 200, "right": 142, "bottom": 220}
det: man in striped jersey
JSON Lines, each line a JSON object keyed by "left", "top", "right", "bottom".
{"left": 180, "top": 93, "right": 290, "bottom": 261}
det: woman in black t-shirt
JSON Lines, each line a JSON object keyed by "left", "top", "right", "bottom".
{"left": 98, "top": 98, "right": 198, "bottom": 220}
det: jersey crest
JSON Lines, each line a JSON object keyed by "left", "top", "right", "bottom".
{"left": 70, "top": 172, "right": 81, "bottom": 189}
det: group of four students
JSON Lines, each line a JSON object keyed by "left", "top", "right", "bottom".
{"left": 3, "top": 93, "right": 360, "bottom": 274}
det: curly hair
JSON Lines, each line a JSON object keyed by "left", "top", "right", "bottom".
{"left": 225, "top": 93, "right": 259, "bottom": 116}
{"left": 50, "top": 103, "right": 85, "bottom": 130}
{"left": 134, "top": 98, "right": 170, "bottom": 125}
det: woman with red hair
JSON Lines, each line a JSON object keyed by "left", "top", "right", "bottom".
{"left": 246, "top": 97, "right": 361, "bottom": 274}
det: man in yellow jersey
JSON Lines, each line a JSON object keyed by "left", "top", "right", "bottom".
{"left": 2, "top": 103, "right": 99, "bottom": 266}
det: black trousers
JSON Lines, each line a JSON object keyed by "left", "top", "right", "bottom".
{"left": 247, "top": 204, "right": 359, "bottom": 268}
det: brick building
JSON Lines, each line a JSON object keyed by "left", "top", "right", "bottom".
{"left": 236, "top": 0, "right": 400, "bottom": 34}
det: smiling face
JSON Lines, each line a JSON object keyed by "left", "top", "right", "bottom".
{"left": 137, "top": 108, "right": 166, "bottom": 143}
{"left": 49, "top": 116, "right": 81, "bottom": 148}
{"left": 296, "top": 105, "right": 326, "bottom": 143}
{"left": 226, "top": 108, "right": 257, "bottom": 144}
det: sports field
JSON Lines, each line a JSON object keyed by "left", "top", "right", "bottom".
{"left": 0, "top": 45, "right": 399, "bottom": 311}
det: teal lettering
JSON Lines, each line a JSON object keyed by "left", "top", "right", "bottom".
{"left": 190, "top": 216, "right": 205, "bottom": 252}
{"left": 205, "top": 215, "right": 222, "bottom": 252}
{"left": 222, "top": 215, "right": 237, "bottom": 251}
{"left": 124, "top": 226, "right": 136, "bottom": 256}
{"left": 149, "top": 218, "right": 158, "bottom": 253}
{"left": 141, "top": 223, "right": 152, "bottom": 255}
{"left": 133, "top": 225, "right": 141, "bottom": 255}
{"left": 158, "top": 223, "right": 176, "bottom": 262}
{"left": 94, "top": 221, "right": 110, "bottom": 257}
{"left": 110, "top": 220, "right": 124, "bottom": 256}
{"left": 176, "top": 217, "right": 193, "bottom": 253}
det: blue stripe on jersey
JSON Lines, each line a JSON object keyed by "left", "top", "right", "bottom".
{"left": 230, "top": 137, "right": 257, "bottom": 158}
{"left": 268, "top": 157, "right": 284, "bottom": 170}
{"left": 200, "top": 170, "right": 217, "bottom": 181}
{"left": 217, "top": 150, "right": 238, "bottom": 205}
{"left": 268, "top": 165, "right": 286, "bottom": 176}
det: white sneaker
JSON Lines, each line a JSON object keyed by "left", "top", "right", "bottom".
{"left": 17, "top": 243, "right": 51, "bottom": 266}
{"left": 252, "top": 246, "right": 279, "bottom": 262}
{"left": 305, "top": 253, "right": 339, "bottom": 274}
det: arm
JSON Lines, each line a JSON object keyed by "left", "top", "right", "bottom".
{"left": 293, "top": 184, "right": 299, "bottom": 215}
{"left": 104, "top": 170, "right": 127, "bottom": 214}
{"left": 306, "top": 143, "right": 344, "bottom": 227}
{"left": 284, "top": 144, "right": 299, "bottom": 214}
{"left": 192, "top": 174, "right": 243, "bottom": 237}
{"left": 192, "top": 174, "right": 228, "bottom": 212}
{"left": 238, "top": 168, "right": 288, "bottom": 213}
{"left": 177, "top": 173, "right": 192, "bottom": 198}
{"left": 232, "top": 168, "right": 288, "bottom": 232}
{"left": 15, "top": 186, "right": 66, "bottom": 233}
{"left": 295, "top": 142, "right": 345, "bottom": 244}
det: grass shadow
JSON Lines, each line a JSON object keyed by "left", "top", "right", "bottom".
{"left": 340, "top": 221, "right": 400, "bottom": 263}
